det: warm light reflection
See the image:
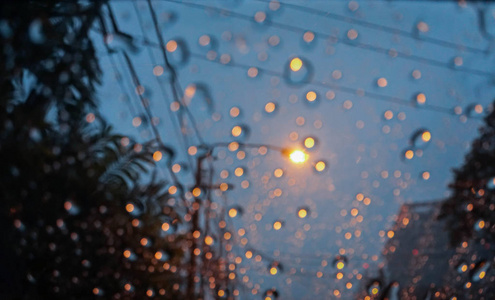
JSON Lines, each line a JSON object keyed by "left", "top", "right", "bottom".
{"left": 304, "top": 137, "right": 315, "bottom": 149}
{"left": 290, "top": 57, "right": 303, "bottom": 72}
{"left": 298, "top": 208, "right": 308, "bottom": 218}
{"left": 315, "top": 161, "right": 326, "bottom": 172}
{"left": 229, "top": 208, "right": 238, "bottom": 218}
{"left": 232, "top": 125, "right": 242, "bottom": 137}
{"left": 273, "top": 221, "right": 282, "bottom": 230}
{"left": 265, "top": 102, "right": 276, "bottom": 113}
{"left": 306, "top": 91, "right": 317, "bottom": 102}
{"left": 422, "top": 131, "right": 431, "bottom": 142}
{"left": 405, "top": 150, "right": 414, "bottom": 160}
{"left": 289, "top": 150, "right": 308, "bottom": 163}
{"left": 153, "top": 151, "right": 162, "bottom": 162}
{"left": 166, "top": 40, "right": 177, "bottom": 52}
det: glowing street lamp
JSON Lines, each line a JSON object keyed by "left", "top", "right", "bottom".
{"left": 288, "top": 150, "right": 308, "bottom": 164}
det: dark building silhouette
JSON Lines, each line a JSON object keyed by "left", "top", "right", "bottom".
{"left": 378, "top": 201, "right": 494, "bottom": 300}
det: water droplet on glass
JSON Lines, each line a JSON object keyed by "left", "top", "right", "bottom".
{"left": 29, "top": 19, "right": 45, "bottom": 44}
{"left": 486, "top": 177, "right": 495, "bottom": 189}
{"left": 457, "top": 261, "right": 468, "bottom": 273}
{"left": 411, "top": 129, "right": 432, "bottom": 148}
{"left": 470, "top": 260, "right": 489, "bottom": 282}
{"left": 105, "top": 33, "right": 142, "bottom": 54}
{"left": 297, "top": 207, "right": 309, "bottom": 219}
{"left": 263, "top": 288, "right": 279, "bottom": 299}
{"left": 284, "top": 57, "right": 313, "bottom": 85}
{"left": 166, "top": 39, "right": 190, "bottom": 67}
{"left": 465, "top": 104, "right": 484, "bottom": 117}
{"left": 183, "top": 83, "right": 213, "bottom": 117}
{"left": 367, "top": 279, "right": 382, "bottom": 296}
{"left": 474, "top": 219, "right": 485, "bottom": 231}
{"left": 231, "top": 124, "right": 249, "bottom": 140}
{"left": 333, "top": 255, "right": 347, "bottom": 269}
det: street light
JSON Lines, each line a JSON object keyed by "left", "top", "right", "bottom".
{"left": 288, "top": 150, "right": 308, "bottom": 163}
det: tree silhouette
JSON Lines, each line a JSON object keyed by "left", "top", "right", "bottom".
{"left": 0, "top": 1, "right": 186, "bottom": 298}
{"left": 441, "top": 105, "right": 495, "bottom": 246}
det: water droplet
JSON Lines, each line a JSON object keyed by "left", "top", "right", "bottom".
{"left": 166, "top": 39, "right": 190, "bottom": 67}
{"left": 284, "top": 57, "right": 313, "bottom": 85}
{"left": 263, "top": 288, "right": 279, "bottom": 299}
{"left": 314, "top": 160, "right": 327, "bottom": 172}
{"left": 231, "top": 124, "right": 250, "bottom": 140}
{"left": 474, "top": 219, "right": 485, "bottom": 231}
{"left": 382, "top": 282, "right": 400, "bottom": 300}
{"left": 297, "top": 207, "right": 309, "bottom": 218}
{"left": 228, "top": 206, "right": 243, "bottom": 218}
{"left": 411, "top": 129, "right": 432, "bottom": 148}
{"left": 105, "top": 33, "right": 142, "bottom": 54}
{"left": 465, "top": 104, "right": 484, "bottom": 117}
{"left": 367, "top": 279, "right": 382, "bottom": 296}
{"left": 268, "top": 261, "right": 283, "bottom": 274}
{"left": 487, "top": 177, "right": 495, "bottom": 189}
{"left": 29, "top": 19, "right": 45, "bottom": 44}
{"left": 273, "top": 220, "right": 284, "bottom": 230}
{"left": 333, "top": 255, "right": 347, "bottom": 269}
{"left": 470, "top": 260, "right": 489, "bottom": 282}
{"left": 183, "top": 83, "right": 214, "bottom": 117}
{"left": 457, "top": 261, "right": 469, "bottom": 273}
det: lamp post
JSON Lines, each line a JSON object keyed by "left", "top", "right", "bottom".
{"left": 186, "top": 141, "right": 310, "bottom": 298}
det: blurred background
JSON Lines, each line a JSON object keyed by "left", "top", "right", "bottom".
{"left": 1, "top": 0, "right": 495, "bottom": 299}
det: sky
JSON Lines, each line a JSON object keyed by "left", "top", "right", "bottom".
{"left": 93, "top": 0, "right": 495, "bottom": 298}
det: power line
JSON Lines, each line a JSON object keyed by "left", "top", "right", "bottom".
{"left": 255, "top": 0, "right": 488, "bottom": 55}
{"left": 131, "top": 0, "right": 194, "bottom": 169}
{"left": 160, "top": 0, "right": 495, "bottom": 79}
{"left": 188, "top": 52, "right": 483, "bottom": 120}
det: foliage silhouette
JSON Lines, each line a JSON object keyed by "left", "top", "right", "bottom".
{"left": 441, "top": 105, "right": 495, "bottom": 246}
{"left": 0, "top": 1, "right": 185, "bottom": 298}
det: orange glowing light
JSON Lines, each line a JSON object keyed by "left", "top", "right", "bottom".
{"left": 289, "top": 150, "right": 308, "bottom": 163}
{"left": 290, "top": 58, "right": 303, "bottom": 72}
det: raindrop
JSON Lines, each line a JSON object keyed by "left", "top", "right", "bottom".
{"left": 410, "top": 128, "right": 432, "bottom": 149}
{"left": 382, "top": 282, "right": 400, "bottom": 300}
{"left": 470, "top": 260, "right": 489, "bottom": 282}
{"left": 305, "top": 90, "right": 319, "bottom": 105}
{"left": 230, "top": 124, "right": 250, "bottom": 140}
{"left": 301, "top": 31, "right": 317, "bottom": 49}
{"left": 198, "top": 34, "right": 218, "bottom": 50}
{"left": 154, "top": 250, "right": 170, "bottom": 261}
{"left": 165, "top": 39, "right": 190, "bottom": 67}
{"left": 474, "top": 219, "right": 485, "bottom": 231}
{"left": 465, "top": 104, "right": 484, "bottom": 117}
{"left": 183, "top": 83, "right": 214, "bottom": 116}
{"left": 268, "top": 261, "right": 283, "bottom": 274}
{"left": 456, "top": 261, "right": 468, "bottom": 273}
{"left": 303, "top": 136, "right": 318, "bottom": 150}
{"left": 29, "top": 19, "right": 45, "bottom": 44}
{"left": 486, "top": 177, "right": 495, "bottom": 189}
{"left": 272, "top": 220, "right": 284, "bottom": 230}
{"left": 105, "top": 32, "right": 142, "bottom": 54}
{"left": 366, "top": 279, "right": 382, "bottom": 296}
{"left": 263, "top": 288, "right": 279, "bottom": 299}
{"left": 297, "top": 207, "right": 309, "bottom": 219}
{"left": 264, "top": 102, "right": 277, "bottom": 114}
{"left": 123, "top": 249, "right": 137, "bottom": 261}
{"left": 228, "top": 206, "right": 243, "bottom": 218}
{"left": 64, "top": 201, "right": 80, "bottom": 215}
{"left": 333, "top": 255, "right": 347, "bottom": 269}
{"left": 158, "top": 10, "right": 177, "bottom": 23}
{"left": 284, "top": 57, "right": 313, "bottom": 85}
{"left": 314, "top": 160, "right": 327, "bottom": 172}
